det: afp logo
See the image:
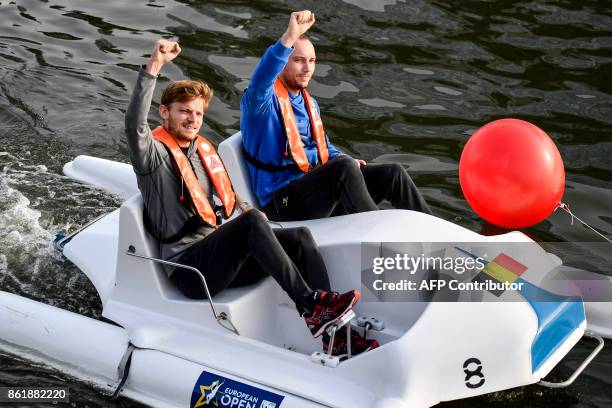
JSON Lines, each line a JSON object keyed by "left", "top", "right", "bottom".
{"left": 463, "top": 357, "right": 485, "bottom": 389}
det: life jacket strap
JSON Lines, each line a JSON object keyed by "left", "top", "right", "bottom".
{"left": 143, "top": 210, "right": 205, "bottom": 244}
{"left": 242, "top": 146, "right": 300, "bottom": 172}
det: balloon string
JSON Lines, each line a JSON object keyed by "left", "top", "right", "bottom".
{"left": 556, "top": 202, "right": 612, "bottom": 244}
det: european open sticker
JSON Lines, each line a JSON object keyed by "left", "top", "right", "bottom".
{"left": 191, "top": 371, "right": 284, "bottom": 408}
{"left": 361, "top": 241, "right": 612, "bottom": 303}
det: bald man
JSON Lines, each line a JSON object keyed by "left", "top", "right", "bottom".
{"left": 240, "top": 10, "right": 432, "bottom": 221}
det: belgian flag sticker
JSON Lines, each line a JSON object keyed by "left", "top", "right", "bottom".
{"left": 473, "top": 253, "right": 528, "bottom": 297}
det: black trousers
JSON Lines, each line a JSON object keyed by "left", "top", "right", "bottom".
{"left": 170, "top": 209, "right": 331, "bottom": 314}
{"left": 263, "top": 155, "right": 432, "bottom": 221}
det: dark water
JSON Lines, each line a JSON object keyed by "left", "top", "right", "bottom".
{"left": 0, "top": 0, "right": 611, "bottom": 406}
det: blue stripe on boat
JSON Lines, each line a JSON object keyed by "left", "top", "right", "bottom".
{"left": 515, "top": 279, "right": 584, "bottom": 372}
{"left": 455, "top": 247, "right": 585, "bottom": 372}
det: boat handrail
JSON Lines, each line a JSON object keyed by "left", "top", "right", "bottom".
{"left": 538, "top": 330, "right": 604, "bottom": 388}
{"left": 125, "top": 246, "right": 240, "bottom": 336}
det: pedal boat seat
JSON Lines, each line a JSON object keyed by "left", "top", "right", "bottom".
{"left": 104, "top": 194, "right": 277, "bottom": 339}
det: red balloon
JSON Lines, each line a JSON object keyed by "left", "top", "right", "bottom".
{"left": 459, "top": 119, "right": 565, "bottom": 229}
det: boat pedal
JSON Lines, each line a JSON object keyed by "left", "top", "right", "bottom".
{"left": 356, "top": 316, "right": 384, "bottom": 339}
{"left": 325, "top": 310, "right": 356, "bottom": 359}
{"left": 324, "top": 310, "right": 356, "bottom": 336}
{"left": 310, "top": 352, "right": 340, "bottom": 368}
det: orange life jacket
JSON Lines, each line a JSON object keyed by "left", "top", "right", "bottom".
{"left": 274, "top": 78, "right": 329, "bottom": 173}
{"left": 152, "top": 126, "right": 236, "bottom": 227}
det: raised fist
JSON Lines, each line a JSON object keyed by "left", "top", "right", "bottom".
{"left": 151, "top": 39, "right": 181, "bottom": 64}
{"left": 281, "top": 10, "right": 315, "bottom": 47}
{"left": 146, "top": 39, "right": 181, "bottom": 76}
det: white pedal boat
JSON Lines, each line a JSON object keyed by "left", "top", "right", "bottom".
{"left": 0, "top": 133, "right": 607, "bottom": 408}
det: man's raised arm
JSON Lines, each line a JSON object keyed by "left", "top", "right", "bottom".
{"left": 124, "top": 39, "right": 181, "bottom": 173}
{"left": 243, "top": 11, "right": 315, "bottom": 111}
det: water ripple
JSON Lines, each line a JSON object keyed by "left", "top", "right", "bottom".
{"left": 1, "top": 0, "right": 611, "bottom": 406}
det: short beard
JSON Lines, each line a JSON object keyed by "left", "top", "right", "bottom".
{"left": 280, "top": 77, "right": 305, "bottom": 94}
{"left": 164, "top": 119, "right": 182, "bottom": 139}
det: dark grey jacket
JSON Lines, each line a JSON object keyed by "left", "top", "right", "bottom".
{"left": 124, "top": 68, "right": 215, "bottom": 274}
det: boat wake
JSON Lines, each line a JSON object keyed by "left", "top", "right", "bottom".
{"left": 0, "top": 152, "right": 110, "bottom": 318}
{"left": 0, "top": 167, "right": 53, "bottom": 290}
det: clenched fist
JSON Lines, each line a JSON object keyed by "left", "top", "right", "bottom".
{"left": 281, "top": 10, "right": 316, "bottom": 47}
{"left": 146, "top": 39, "right": 182, "bottom": 76}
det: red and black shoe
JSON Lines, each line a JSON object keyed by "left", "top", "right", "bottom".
{"left": 303, "top": 290, "right": 360, "bottom": 338}
{"left": 323, "top": 327, "right": 379, "bottom": 360}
